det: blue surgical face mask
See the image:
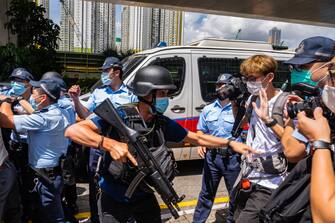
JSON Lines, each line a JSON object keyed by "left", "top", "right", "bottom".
{"left": 11, "top": 81, "right": 27, "bottom": 95}
{"left": 101, "top": 72, "right": 113, "bottom": 86}
{"left": 155, "top": 97, "right": 169, "bottom": 113}
{"left": 29, "top": 96, "right": 38, "bottom": 110}
{"left": 290, "top": 69, "right": 317, "bottom": 86}
{"left": 29, "top": 95, "right": 42, "bottom": 110}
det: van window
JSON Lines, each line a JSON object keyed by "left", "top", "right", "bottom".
{"left": 198, "top": 57, "right": 242, "bottom": 102}
{"left": 198, "top": 57, "right": 290, "bottom": 102}
{"left": 149, "top": 57, "right": 185, "bottom": 96}
{"left": 273, "top": 61, "right": 290, "bottom": 88}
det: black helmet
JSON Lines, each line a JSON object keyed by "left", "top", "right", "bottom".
{"left": 41, "top": 71, "right": 67, "bottom": 91}
{"left": 132, "top": 65, "right": 176, "bottom": 97}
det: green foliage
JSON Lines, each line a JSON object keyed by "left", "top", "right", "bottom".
{"left": 5, "top": 0, "right": 60, "bottom": 50}
{"left": 0, "top": 0, "right": 61, "bottom": 81}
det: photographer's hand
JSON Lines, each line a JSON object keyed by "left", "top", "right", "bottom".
{"left": 297, "top": 107, "right": 330, "bottom": 142}
{"left": 252, "top": 89, "right": 271, "bottom": 123}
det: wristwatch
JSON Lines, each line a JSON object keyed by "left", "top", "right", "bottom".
{"left": 265, "top": 118, "right": 277, "bottom": 127}
{"left": 312, "top": 140, "right": 334, "bottom": 152}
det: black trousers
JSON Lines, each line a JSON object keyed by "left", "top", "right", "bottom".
{"left": 234, "top": 183, "right": 273, "bottom": 223}
{"left": 97, "top": 191, "right": 161, "bottom": 223}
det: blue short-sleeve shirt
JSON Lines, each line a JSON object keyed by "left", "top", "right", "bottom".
{"left": 13, "top": 103, "right": 70, "bottom": 168}
{"left": 83, "top": 84, "right": 138, "bottom": 112}
{"left": 197, "top": 99, "right": 235, "bottom": 139}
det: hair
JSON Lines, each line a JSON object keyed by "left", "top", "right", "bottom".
{"left": 240, "top": 54, "right": 278, "bottom": 77}
{"left": 114, "top": 66, "right": 123, "bottom": 79}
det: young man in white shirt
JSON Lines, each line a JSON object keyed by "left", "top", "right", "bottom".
{"left": 234, "top": 55, "right": 288, "bottom": 223}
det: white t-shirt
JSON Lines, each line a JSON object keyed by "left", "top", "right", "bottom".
{"left": 245, "top": 91, "right": 288, "bottom": 189}
{"left": 0, "top": 130, "right": 9, "bottom": 166}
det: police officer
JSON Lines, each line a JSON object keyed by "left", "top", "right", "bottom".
{"left": 0, "top": 79, "right": 70, "bottom": 223}
{"left": 193, "top": 74, "right": 241, "bottom": 223}
{"left": 68, "top": 57, "right": 137, "bottom": 223}
{"left": 0, "top": 68, "right": 35, "bottom": 222}
{"left": 41, "top": 72, "right": 79, "bottom": 221}
{"left": 65, "top": 65, "right": 254, "bottom": 223}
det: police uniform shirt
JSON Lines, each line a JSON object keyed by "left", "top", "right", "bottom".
{"left": 83, "top": 84, "right": 138, "bottom": 112}
{"left": 58, "top": 95, "right": 76, "bottom": 125}
{"left": 245, "top": 91, "right": 287, "bottom": 190}
{"left": 197, "top": 100, "right": 235, "bottom": 139}
{"left": 90, "top": 114, "right": 188, "bottom": 203}
{"left": 13, "top": 103, "right": 70, "bottom": 168}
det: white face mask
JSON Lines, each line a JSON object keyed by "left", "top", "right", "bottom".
{"left": 247, "top": 81, "right": 263, "bottom": 95}
{"left": 322, "top": 85, "right": 335, "bottom": 113}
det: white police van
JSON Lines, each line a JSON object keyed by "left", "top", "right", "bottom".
{"left": 89, "top": 38, "right": 295, "bottom": 160}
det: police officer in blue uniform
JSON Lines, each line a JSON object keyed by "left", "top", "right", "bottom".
{"left": 65, "top": 65, "right": 254, "bottom": 223}
{"left": 0, "top": 79, "right": 70, "bottom": 223}
{"left": 0, "top": 68, "right": 35, "bottom": 222}
{"left": 40, "top": 72, "right": 78, "bottom": 221}
{"left": 68, "top": 57, "right": 137, "bottom": 223}
{"left": 193, "top": 74, "right": 241, "bottom": 223}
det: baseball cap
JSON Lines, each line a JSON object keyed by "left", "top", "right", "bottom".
{"left": 9, "top": 68, "right": 34, "bottom": 81}
{"left": 216, "top": 73, "right": 233, "bottom": 84}
{"left": 100, "top": 57, "right": 122, "bottom": 70}
{"left": 30, "top": 79, "right": 61, "bottom": 100}
{"left": 41, "top": 72, "right": 67, "bottom": 91}
{"left": 285, "top": 36, "right": 335, "bottom": 65}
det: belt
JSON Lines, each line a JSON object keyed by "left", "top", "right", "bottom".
{"left": 210, "top": 147, "right": 231, "bottom": 157}
{"left": 31, "top": 166, "right": 62, "bottom": 184}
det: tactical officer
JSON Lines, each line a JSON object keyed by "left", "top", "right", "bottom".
{"left": 68, "top": 57, "right": 137, "bottom": 223}
{"left": 193, "top": 73, "right": 241, "bottom": 223}
{"left": 0, "top": 79, "right": 70, "bottom": 223}
{"left": 65, "top": 65, "right": 254, "bottom": 223}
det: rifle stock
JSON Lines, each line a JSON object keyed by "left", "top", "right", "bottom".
{"left": 94, "top": 99, "right": 185, "bottom": 219}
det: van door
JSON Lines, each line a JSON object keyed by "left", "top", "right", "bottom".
{"left": 146, "top": 54, "right": 192, "bottom": 128}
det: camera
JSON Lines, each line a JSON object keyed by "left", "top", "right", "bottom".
{"left": 216, "top": 76, "right": 249, "bottom": 101}
{"left": 287, "top": 84, "right": 335, "bottom": 121}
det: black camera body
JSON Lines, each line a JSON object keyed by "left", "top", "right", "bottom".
{"left": 287, "top": 83, "right": 335, "bottom": 123}
{"left": 216, "top": 76, "right": 249, "bottom": 101}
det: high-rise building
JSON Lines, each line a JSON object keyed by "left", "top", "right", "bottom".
{"left": 59, "top": 0, "right": 75, "bottom": 51}
{"left": 122, "top": 6, "right": 183, "bottom": 53}
{"left": 92, "top": 2, "right": 115, "bottom": 53}
{"left": 121, "top": 6, "right": 130, "bottom": 53}
{"left": 268, "top": 27, "right": 281, "bottom": 46}
{"left": 59, "top": 0, "right": 115, "bottom": 53}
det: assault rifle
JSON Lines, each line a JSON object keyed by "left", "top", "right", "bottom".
{"left": 94, "top": 99, "right": 185, "bottom": 219}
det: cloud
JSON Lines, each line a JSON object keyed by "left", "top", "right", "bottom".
{"left": 184, "top": 12, "right": 335, "bottom": 48}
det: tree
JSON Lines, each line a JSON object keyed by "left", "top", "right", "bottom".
{"left": 5, "top": 0, "right": 60, "bottom": 51}
{"left": 0, "top": 0, "right": 61, "bottom": 81}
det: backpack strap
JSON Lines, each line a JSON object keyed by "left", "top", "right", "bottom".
{"left": 271, "top": 92, "right": 290, "bottom": 127}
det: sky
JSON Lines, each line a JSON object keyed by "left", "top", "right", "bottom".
{"left": 49, "top": 0, "right": 335, "bottom": 49}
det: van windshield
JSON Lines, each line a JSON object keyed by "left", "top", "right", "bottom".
{"left": 89, "top": 55, "right": 147, "bottom": 92}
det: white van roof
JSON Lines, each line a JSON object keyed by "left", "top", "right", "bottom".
{"left": 134, "top": 38, "right": 294, "bottom": 55}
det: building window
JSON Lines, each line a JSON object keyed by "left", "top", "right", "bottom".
{"left": 149, "top": 56, "right": 185, "bottom": 96}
